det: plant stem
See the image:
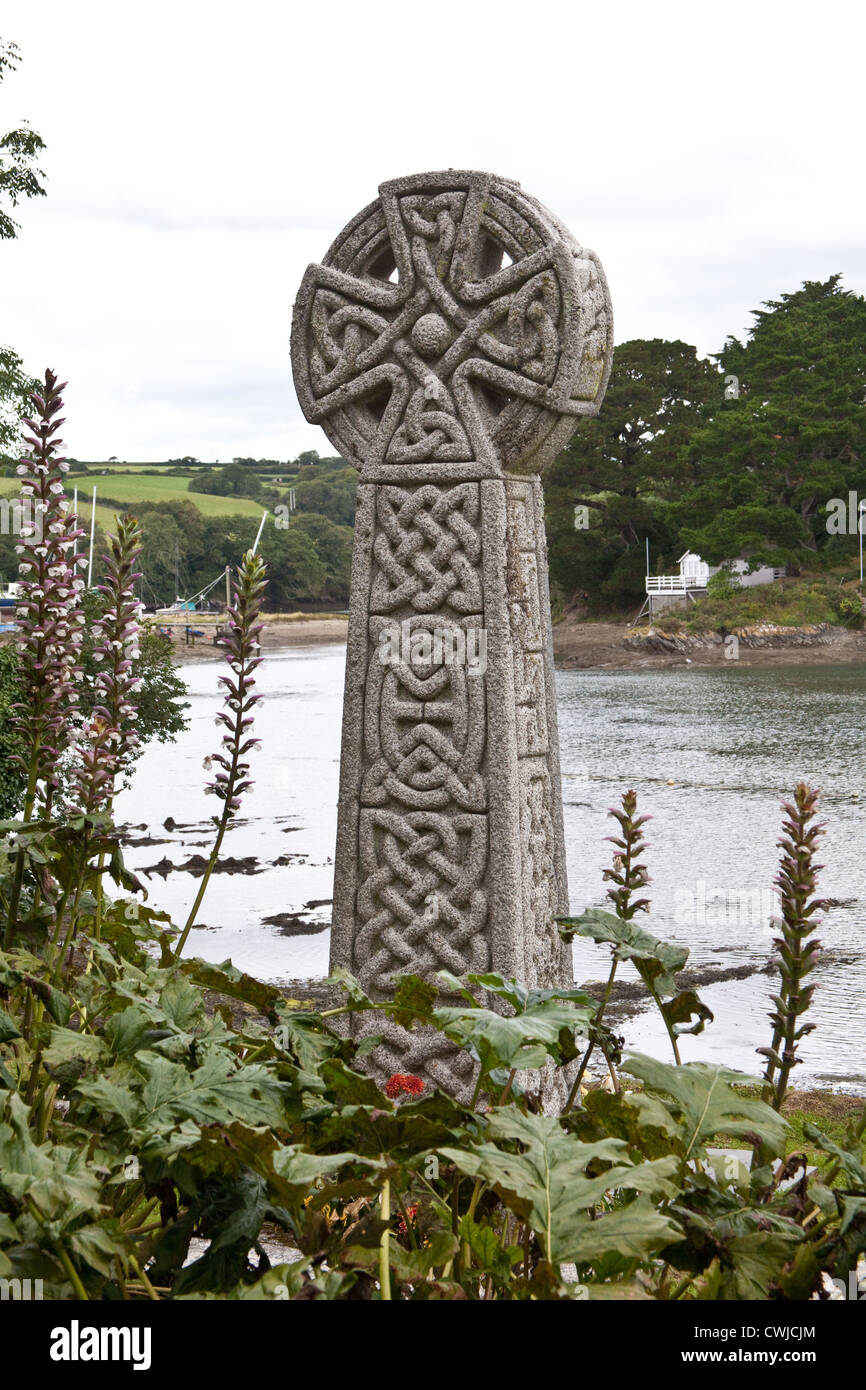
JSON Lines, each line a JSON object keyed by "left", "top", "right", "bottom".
{"left": 648, "top": 982, "right": 682, "bottom": 1065}
{"left": 379, "top": 1177, "right": 392, "bottom": 1301}
{"left": 173, "top": 802, "right": 231, "bottom": 958}
{"left": 53, "top": 1240, "right": 89, "bottom": 1300}
{"left": 565, "top": 954, "right": 618, "bottom": 1112}
{"left": 51, "top": 859, "right": 89, "bottom": 986}
{"left": 173, "top": 551, "right": 265, "bottom": 959}
{"left": 3, "top": 765, "right": 39, "bottom": 949}
{"left": 128, "top": 1255, "right": 160, "bottom": 1301}
{"left": 461, "top": 1177, "right": 483, "bottom": 1269}
{"left": 498, "top": 1069, "right": 516, "bottom": 1106}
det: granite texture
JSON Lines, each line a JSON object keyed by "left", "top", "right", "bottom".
{"left": 291, "top": 171, "right": 613, "bottom": 1100}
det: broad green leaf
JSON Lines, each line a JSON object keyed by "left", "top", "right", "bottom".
{"left": 74, "top": 1072, "right": 141, "bottom": 1130}
{"left": 441, "top": 1108, "right": 679, "bottom": 1264}
{"left": 344, "top": 1233, "right": 460, "bottom": 1288}
{"left": 273, "top": 1146, "right": 385, "bottom": 1187}
{"left": 0, "top": 1005, "right": 21, "bottom": 1043}
{"left": 315, "top": 1085, "right": 474, "bottom": 1165}
{"left": 274, "top": 1007, "right": 341, "bottom": 1081}
{"left": 577, "top": 1088, "right": 681, "bottom": 1157}
{"left": 433, "top": 998, "right": 591, "bottom": 1075}
{"left": 0, "top": 1212, "right": 18, "bottom": 1240}
{"left": 458, "top": 1215, "right": 521, "bottom": 1279}
{"left": 434, "top": 970, "right": 479, "bottom": 1004}
{"left": 43, "top": 1026, "right": 108, "bottom": 1068}
{"left": 723, "top": 1229, "right": 803, "bottom": 1299}
{"left": 386, "top": 973, "right": 438, "bottom": 1029}
{"left": 622, "top": 1053, "right": 788, "bottom": 1160}
{"left": 325, "top": 968, "right": 373, "bottom": 1008}
{"left": 69, "top": 1222, "right": 130, "bottom": 1278}
{"left": 6, "top": 971, "right": 72, "bottom": 1028}
{"left": 387, "top": 1229, "right": 459, "bottom": 1281}
{"left": 559, "top": 909, "right": 689, "bottom": 996}
{"left": 183, "top": 957, "right": 282, "bottom": 1020}
{"left": 463, "top": 973, "right": 596, "bottom": 1014}
{"left": 104, "top": 1005, "right": 169, "bottom": 1058}
{"left": 182, "top": 1259, "right": 311, "bottom": 1300}
{"left": 158, "top": 975, "right": 204, "bottom": 1032}
{"left": 319, "top": 1059, "right": 387, "bottom": 1109}
{"left": 839, "top": 1193, "right": 866, "bottom": 1235}
{"left": 802, "top": 1123, "right": 866, "bottom": 1189}
{"left": 562, "top": 1197, "right": 682, "bottom": 1264}
{"left": 0, "top": 1094, "right": 105, "bottom": 1221}
{"left": 662, "top": 988, "right": 714, "bottom": 1037}
{"left": 138, "top": 1051, "right": 288, "bottom": 1131}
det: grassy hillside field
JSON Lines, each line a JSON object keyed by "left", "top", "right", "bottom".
{"left": 0, "top": 471, "right": 266, "bottom": 521}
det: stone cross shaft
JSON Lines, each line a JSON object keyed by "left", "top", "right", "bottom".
{"left": 291, "top": 171, "right": 612, "bottom": 1095}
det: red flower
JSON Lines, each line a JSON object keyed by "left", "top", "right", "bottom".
{"left": 398, "top": 1204, "right": 418, "bottom": 1234}
{"left": 384, "top": 1073, "right": 424, "bottom": 1099}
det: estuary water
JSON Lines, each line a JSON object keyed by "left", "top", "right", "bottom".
{"left": 115, "top": 648, "right": 866, "bottom": 1091}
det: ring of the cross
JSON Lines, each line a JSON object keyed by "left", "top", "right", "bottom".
{"left": 291, "top": 170, "right": 613, "bottom": 474}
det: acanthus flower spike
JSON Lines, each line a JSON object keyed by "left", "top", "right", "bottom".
{"left": 174, "top": 549, "right": 267, "bottom": 958}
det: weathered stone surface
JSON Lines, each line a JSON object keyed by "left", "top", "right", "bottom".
{"left": 291, "top": 171, "right": 612, "bottom": 1098}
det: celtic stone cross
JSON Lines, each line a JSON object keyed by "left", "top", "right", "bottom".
{"left": 292, "top": 171, "right": 612, "bottom": 1097}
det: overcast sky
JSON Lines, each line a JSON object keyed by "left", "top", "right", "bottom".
{"left": 2, "top": 0, "right": 864, "bottom": 462}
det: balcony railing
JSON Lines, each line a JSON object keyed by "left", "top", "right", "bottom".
{"left": 645, "top": 574, "right": 707, "bottom": 593}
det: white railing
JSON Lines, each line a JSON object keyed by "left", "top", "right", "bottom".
{"left": 645, "top": 574, "right": 707, "bottom": 593}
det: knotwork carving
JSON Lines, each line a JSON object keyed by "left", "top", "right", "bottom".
{"left": 506, "top": 478, "right": 565, "bottom": 985}
{"left": 350, "top": 1013, "right": 477, "bottom": 1096}
{"left": 519, "top": 764, "right": 559, "bottom": 986}
{"left": 370, "top": 483, "right": 482, "bottom": 613}
{"left": 355, "top": 809, "right": 489, "bottom": 993}
{"left": 292, "top": 171, "right": 613, "bottom": 475}
{"left": 363, "top": 615, "right": 486, "bottom": 813}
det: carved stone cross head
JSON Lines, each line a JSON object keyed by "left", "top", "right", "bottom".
{"left": 291, "top": 170, "right": 613, "bottom": 478}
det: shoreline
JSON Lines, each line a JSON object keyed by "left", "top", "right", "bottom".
{"left": 160, "top": 613, "right": 349, "bottom": 662}
{"left": 553, "top": 616, "right": 866, "bottom": 670}
{"left": 163, "top": 614, "right": 866, "bottom": 670}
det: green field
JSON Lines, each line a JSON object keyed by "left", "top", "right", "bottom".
{"left": 0, "top": 472, "right": 267, "bottom": 522}
{"left": 79, "top": 462, "right": 183, "bottom": 471}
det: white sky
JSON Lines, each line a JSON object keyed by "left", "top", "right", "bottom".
{"left": 1, "top": 0, "right": 864, "bottom": 462}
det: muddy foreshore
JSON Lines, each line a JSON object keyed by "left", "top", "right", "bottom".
{"left": 156, "top": 614, "right": 349, "bottom": 662}
{"left": 161, "top": 613, "right": 866, "bottom": 670}
{"left": 552, "top": 617, "right": 866, "bottom": 670}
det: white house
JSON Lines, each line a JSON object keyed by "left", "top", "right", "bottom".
{"left": 637, "top": 551, "right": 785, "bottom": 621}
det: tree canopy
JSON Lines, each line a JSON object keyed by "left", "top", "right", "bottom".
{"left": 0, "top": 39, "right": 45, "bottom": 465}
{"left": 0, "top": 39, "right": 47, "bottom": 241}
{"left": 675, "top": 276, "right": 866, "bottom": 570}
{"left": 545, "top": 279, "right": 866, "bottom": 609}
{"left": 545, "top": 339, "right": 721, "bottom": 608}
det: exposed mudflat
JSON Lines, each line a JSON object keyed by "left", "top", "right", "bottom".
{"left": 162, "top": 615, "right": 348, "bottom": 663}
{"left": 585, "top": 960, "right": 776, "bottom": 1024}
{"left": 552, "top": 618, "right": 866, "bottom": 670}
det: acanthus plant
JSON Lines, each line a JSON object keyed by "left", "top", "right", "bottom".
{"left": 759, "top": 782, "right": 827, "bottom": 1112}
{"left": 53, "top": 515, "right": 145, "bottom": 977}
{"left": 558, "top": 788, "right": 714, "bottom": 1108}
{"left": 3, "top": 370, "right": 86, "bottom": 949}
{"left": 559, "top": 790, "right": 652, "bottom": 1107}
{"left": 173, "top": 549, "right": 266, "bottom": 958}
{"left": 65, "top": 514, "right": 144, "bottom": 825}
